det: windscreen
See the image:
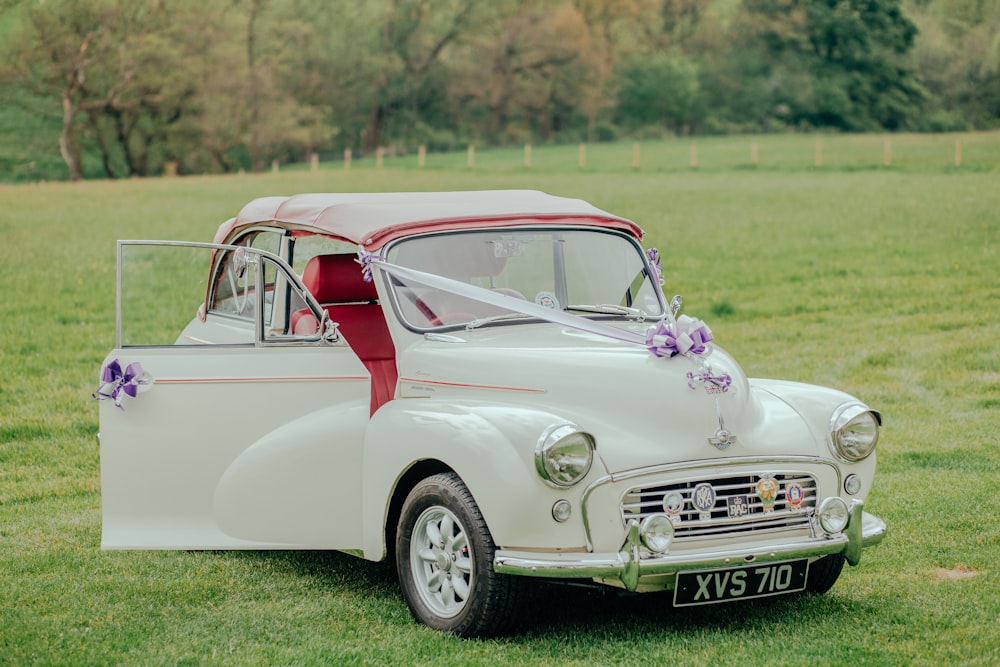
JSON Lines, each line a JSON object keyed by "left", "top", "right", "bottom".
{"left": 384, "top": 228, "right": 663, "bottom": 329}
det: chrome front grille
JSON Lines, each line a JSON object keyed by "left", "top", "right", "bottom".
{"left": 621, "top": 473, "right": 817, "bottom": 541}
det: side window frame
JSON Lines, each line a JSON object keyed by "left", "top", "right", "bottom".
{"left": 116, "top": 240, "right": 330, "bottom": 348}
{"left": 208, "top": 228, "right": 286, "bottom": 322}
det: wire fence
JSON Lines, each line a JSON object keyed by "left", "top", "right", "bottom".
{"left": 279, "top": 132, "right": 1000, "bottom": 174}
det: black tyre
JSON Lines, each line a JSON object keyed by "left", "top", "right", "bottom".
{"left": 395, "top": 472, "right": 525, "bottom": 637}
{"left": 806, "top": 554, "right": 845, "bottom": 594}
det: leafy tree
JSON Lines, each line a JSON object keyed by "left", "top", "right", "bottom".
{"left": 358, "top": 0, "right": 481, "bottom": 153}
{"left": 737, "top": 0, "right": 926, "bottom": 130}
{"left": 0, "top": 0, "right": 997, "bottom": 182}
{"left": 616, "top": 52, "right": 702, "bottom": 134}
{"left": 0, "top": 0, "right": 146, "bottom": 179}
{"left": 449, "top": 1, "right": 603, "bottom": 143}
{"left": 906, "top": 0, "right": 1000, "bottom": 128}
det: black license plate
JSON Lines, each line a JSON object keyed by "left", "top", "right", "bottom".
{"left": 673, "top": 559, "right": 809, "bottom": 607}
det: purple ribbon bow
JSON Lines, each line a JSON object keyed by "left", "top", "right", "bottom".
{"left": 645, "top": 315, "right": 714, "bottom": 358}
{"left": 687, "top": 368, "right": 733, "bottom": 393}
{"left": 355, "top": 247, "right": 383, "bottom": 283}
{"left": 646, "top": 248, "right": 664, "bottom": 285}
{"left": 92, "top": 359, "right": 146, "bottom": 410}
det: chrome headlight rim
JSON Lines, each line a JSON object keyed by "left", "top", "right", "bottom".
{"left": 828, "top": 401, "right": 882, "bottom": 463}
{"left": 639, "top": 513, "right": 675, "bottom": 554}
{"left": 818, "top": 496, "right": 850, "bottom": 534}
{"left": 534, "top": 423, "right": 595, "bottom": 488}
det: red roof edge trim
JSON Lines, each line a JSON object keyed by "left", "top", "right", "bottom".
{"left": 363, "top": 214, "right": 644, "bottom": 249}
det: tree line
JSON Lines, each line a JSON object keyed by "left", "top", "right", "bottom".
{"left": 0, "top": 0, "right": 997, "bottom": 181}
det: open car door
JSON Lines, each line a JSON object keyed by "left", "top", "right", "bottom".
{"left": 97, "top": 241, "right": 374, "bottom": 550}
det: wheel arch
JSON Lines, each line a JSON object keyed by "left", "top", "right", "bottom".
{"left": 382, "top": 458, "right": 456, "bottom": 564}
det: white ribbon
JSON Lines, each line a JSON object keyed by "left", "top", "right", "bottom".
{"left": 368, "top": 256, "right": 655, "bottom": 346}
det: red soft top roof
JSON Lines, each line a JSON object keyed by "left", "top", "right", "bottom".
{"left": 213, "top": 191, "right": 643, "bottom": 249}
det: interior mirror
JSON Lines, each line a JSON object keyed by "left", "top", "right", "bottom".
{"left": 232, "top": 246, "right": 249, "bottom": 278}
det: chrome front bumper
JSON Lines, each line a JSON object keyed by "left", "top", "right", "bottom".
{"left": 494, "top": 500, "right": 886, "bottom": 592}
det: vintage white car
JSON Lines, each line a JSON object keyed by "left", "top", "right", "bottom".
{"left": 95, "top": 190, "right": 885, "bottom": 637}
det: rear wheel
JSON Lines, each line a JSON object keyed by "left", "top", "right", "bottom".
{"left": 395, "top": 472, "right": 525, "bottom": 637}
{"left": 806, "top": 554, "right": 845, "bottom": 594}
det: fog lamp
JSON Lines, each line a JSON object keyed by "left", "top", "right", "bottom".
{"left": 818, "top": 497, "right": 850, "bottom": 534}
{"left": 639, "top": 514, "right": 674, "bottom": 554}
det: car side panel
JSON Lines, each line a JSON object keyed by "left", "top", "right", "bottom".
{"left": 99, "top": 346, "right": 369, "bottom": 549}
{"left": 212, "top": 400, "right": 370, "bottom": 547}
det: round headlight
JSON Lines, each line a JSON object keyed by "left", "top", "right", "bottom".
{"left": 829, "top": 403, "right": 881, "bottom": 462}
{"left": 535, "top": 424, "right": 595, "bottom": 488}
{"left": 818, "top": 497, "right": 849, "bottom": 534}
{"left": 640, "top": 514, "right": 675, "bottom": 553}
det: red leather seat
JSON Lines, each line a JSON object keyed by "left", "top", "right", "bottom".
{"left": 294, "top": 254, "right": 397, "bottom": 415}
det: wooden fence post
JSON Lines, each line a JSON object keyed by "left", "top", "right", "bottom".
{"left": 344, "top": 148, "right": 352, "bottom": 170}
{"left": 883, "top": 139, "right": 892, "bottom": 167}
{"left": 751, "top": 142, "right": 759, "bottom": 166}
{"left": 690, "top": 142, "right": 698, "bottom": 168}
{"left": 376, "top": 146, "right": 384, "bottom": 169}
{"left": 815, "top": 141, "right": 823, "bottom": 168}
{"left": 467, "top": 144, "right": 475, "bottom": 168}
{"left": 955, "top": 140, "right": 963, "bottom": 167}
{"left": 418, "top": 144, "right": 426, "bottom": 168}
{"left": 271, "top": 160, "right": 279, "bottom": 175}
{"left": 310, "top": 152, "right": 319, "bottom": 172}
{"left": 524, "top": 144, "right": 532, "bottom": 168}
{"left": 578, "top": 143, "right": 587, "bottom": 169}
{"left": 631, "top": 142, "right": 641, "bottom": 169}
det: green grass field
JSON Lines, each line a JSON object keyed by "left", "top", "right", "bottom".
{"left": 1, "top": 136, "right": 998, "bottom": 665}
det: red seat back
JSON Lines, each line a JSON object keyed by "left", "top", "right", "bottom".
{"left": 296, "top": 254, "right": 397, "bottom": 414}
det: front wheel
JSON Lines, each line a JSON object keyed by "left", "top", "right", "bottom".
{"left": 806, "top": 554, "right": 845, "bottom": 594}
{"left": 395, "top": 472, "right": 525, "bottom": 637}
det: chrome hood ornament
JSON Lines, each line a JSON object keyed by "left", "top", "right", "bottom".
{"left": 708, "top": 400, "right": 737, "bottom": 451}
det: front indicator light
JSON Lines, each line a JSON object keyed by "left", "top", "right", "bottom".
{"left": 844, "top": 474, "right": 862, "bottom": 495}
{"left": 818, "top": 497, "right": 850, "bottom": 534}
{"left": 551, "top": 499, "right": 572, "bottom": 523}
{"left": 639, "top": 514, "right": 674, "bottom": 553}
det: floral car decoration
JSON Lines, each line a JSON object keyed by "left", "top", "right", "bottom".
{"left": 96, "top": 190, "right": 885, "bottom": 637}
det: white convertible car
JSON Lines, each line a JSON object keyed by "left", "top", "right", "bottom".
{"left": 95, "top": 190, "right": 885, "bottom": 637}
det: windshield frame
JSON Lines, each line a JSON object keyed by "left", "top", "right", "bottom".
{"left": 380, "top": 225, "right": 667, "bottom": 334}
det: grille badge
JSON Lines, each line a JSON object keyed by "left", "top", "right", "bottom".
{"left": 756, "top": 475, "right": 779, "bottom": 514}
{"left": 663, "top": 491, "right": 684, "bottom": 515}
{"left": 691, "top": 482, "right": 716, "bottom": 520}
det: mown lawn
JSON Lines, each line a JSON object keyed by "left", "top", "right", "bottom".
{"left": 1, "top": 137, "right": 998, "bottom": 666}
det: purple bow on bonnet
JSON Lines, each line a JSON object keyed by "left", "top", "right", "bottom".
{"left": 645, "top": 315, "right": 714, "bottom": 358}
{"left": 92, "top": 359, "right": 147, "bottom": 410}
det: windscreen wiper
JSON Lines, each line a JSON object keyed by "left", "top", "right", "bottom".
{"left": 565, "top": 304, "right": 647, "bottom": 322}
